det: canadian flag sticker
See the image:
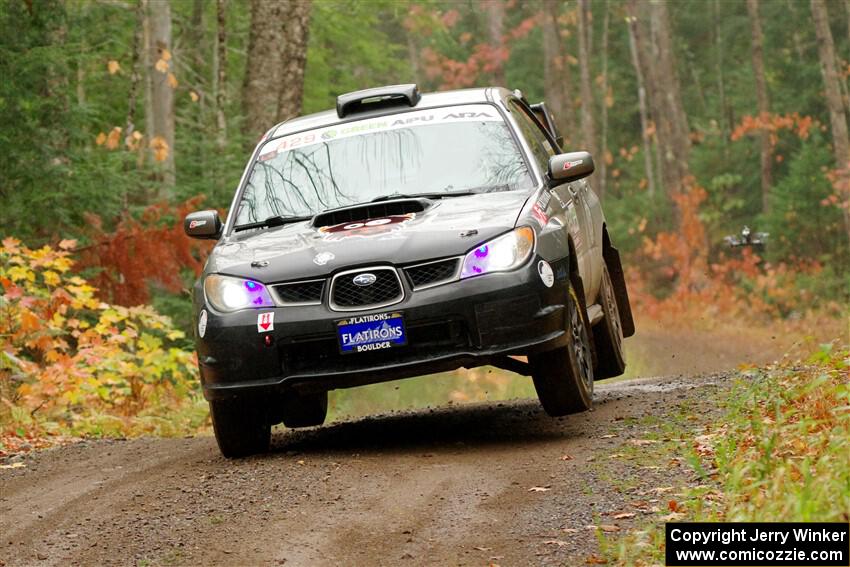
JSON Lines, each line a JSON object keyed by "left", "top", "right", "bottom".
{"left": 257, "top": 312, "right": 274, "bottom": 333}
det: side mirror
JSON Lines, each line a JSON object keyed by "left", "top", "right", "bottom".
{"left": 184, "top": 210, "right": 222, "bottom": 240}
{"left": 548, "top": 151, "right": 595, "bottom": 185}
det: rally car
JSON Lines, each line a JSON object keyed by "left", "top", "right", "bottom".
{"left": 185, "top": 84, "right": 635, "bottom": 458}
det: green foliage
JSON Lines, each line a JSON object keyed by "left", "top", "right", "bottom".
{"left": 762, "top": 134, "right": 847, "bottom": 264}
{"left": 302, "top": 1, "right": 410, "bottom": 114}
{"left": 601, "top": 344, "right": 850, "bottom": 564}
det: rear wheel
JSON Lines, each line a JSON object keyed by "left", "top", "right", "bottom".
{"left": 209, "top": 398, "right": 271, "bottom": 458}
{"left": 530, "top": 283, "right": 594, "bottom": 416}
{"left": 281, "top": 391, "right": 328, "bottom": 428}
{"left": 593, "top": 264, "right": 627, "bottom": 379}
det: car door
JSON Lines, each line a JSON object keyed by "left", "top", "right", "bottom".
{"left": 506, "top": 99, "right": 592, "bottom": 287}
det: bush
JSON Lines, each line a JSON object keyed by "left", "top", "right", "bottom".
{"left": 0, "top": 237, "right": 206, "bottom": 438}
{"left": 762, "top": 134, "right": 848, "bottom": 266}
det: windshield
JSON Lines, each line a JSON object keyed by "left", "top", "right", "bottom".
{"left": 233, "top": 104, "right": 534, "bottom": 226}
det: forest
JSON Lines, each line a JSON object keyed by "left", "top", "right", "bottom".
{"left": 1, "top": 0, "right": 848, "bottom": 435}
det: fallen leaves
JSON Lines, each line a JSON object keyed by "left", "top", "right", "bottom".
{"left": 612, "top": 512, "right": 636, "bottom": 520}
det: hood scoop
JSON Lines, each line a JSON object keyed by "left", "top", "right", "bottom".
{"left": 312, "top": 199, "right": 431, "bottom": 229}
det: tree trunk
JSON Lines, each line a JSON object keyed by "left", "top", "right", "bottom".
{"left": 215, "top": 0, "right": 227, "bottom": 150}
{"left": 649, "top": 0, "right": 690, "bottom": 197}
{"left": 598, "top": 0, "right": 610, "bottom": 198}
{"left": 186, "top": 0, "right": 204, "bottom": 71}
{"left": 486, "top": 0, "right": 506, "bottom": 86}
{"left": 633, "top": 2, "right": 666, "bottom": 199}
{"left": 148, "top": 0, "right": 175, "bottom": 192}
{"left": 142, "top": 0, "right": 153, "bottom": 160}
{"left": 747, "top": 0, "right": 772, "bottom": 213}
{"left": 407, "top": 35, "right": 421, "bottom": 85}
{"left": 243, "top": 0, "right": 286, "bottom": 139}
{"left": 846, "top": 0, "right": 850, "bottom": 45}
{"left": 541, "top": 0, "right": 576, "bottom": 145}
{"left": 625, "top": 0, "right": 656, "bottom": 197}
{"left": 577, "top": 0, "right": 598, "bottom": 164}
{"left": 243, "top": 0, "right": 312, "bottom": 140}
{"left": 811, "top": 0, "right": 850, "bottom": 243}
{"left": 125, "top": 0, "right": 145, "bottom": 139}
{"left": 714, "top": 0, "right": 729, "bottom": 152}
{"left": 276, "top": 0, "right": 311, "bottom": 122}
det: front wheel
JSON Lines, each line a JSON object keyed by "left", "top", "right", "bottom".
{"left": 530, "top": 283, "right": 594, "bottom": 416}
{"left": 209, "top": 398, "right": 271, "bottom": 458}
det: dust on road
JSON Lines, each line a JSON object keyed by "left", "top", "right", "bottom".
{"left": 1, "top": 373, "right": 730, "bottom": 567}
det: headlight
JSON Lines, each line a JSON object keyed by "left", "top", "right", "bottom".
{"left": 204, "top": 274, "right": 275, "bottom": 312}
{"left": 460, "top": 226, "right": 534, "bottom": 279}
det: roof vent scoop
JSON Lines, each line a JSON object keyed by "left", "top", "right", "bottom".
{"left": 336, "top": 84, "right": 421, "bottom": 118}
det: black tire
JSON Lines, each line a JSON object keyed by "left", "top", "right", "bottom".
{"left": 530, "top": 283, "right": 594, "bottom": 416}
{"left": 281, "top": 391, "right": 328, "bottom": 428}
{"left": 593, "top": 264, "right": 627, "bottom": 379}
{"left": 209, "top": 398, "right": 271, "bottom": 458}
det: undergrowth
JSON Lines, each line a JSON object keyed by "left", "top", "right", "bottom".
{"left": 604, "top": 343, "right": 850, "bottom": 565}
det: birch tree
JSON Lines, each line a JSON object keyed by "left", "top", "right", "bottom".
{"left": 148, "top": 0, "right": 175, "bottom": 192}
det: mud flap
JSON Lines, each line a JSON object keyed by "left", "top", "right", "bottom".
{"left": 602, "top": 245, "right": 635, "bottom": 338}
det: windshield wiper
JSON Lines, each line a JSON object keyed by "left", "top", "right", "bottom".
{"left": 233, "top": 214, "right": 313, "bottom": 232}
{"left": 369, "top": 190, "right": 476, "bottom": 203}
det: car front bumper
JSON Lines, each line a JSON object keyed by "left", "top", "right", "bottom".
{"left": 194, "top": 255, "right": 569, "bottom": 401}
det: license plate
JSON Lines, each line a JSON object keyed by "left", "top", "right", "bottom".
{"left": 336, "top": 312, "right": 407, "bottom": 354}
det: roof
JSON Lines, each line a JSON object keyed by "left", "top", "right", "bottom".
{"left": 269, "top": 87, "right": 502, "bottom": 140}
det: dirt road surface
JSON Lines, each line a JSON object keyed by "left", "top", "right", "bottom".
{"left": 0, "top": 370, "right": 733, "bottom": 567}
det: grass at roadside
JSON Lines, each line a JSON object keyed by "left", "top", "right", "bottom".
{"left": 601, "top": 342, "right": 850, "bottom": 565}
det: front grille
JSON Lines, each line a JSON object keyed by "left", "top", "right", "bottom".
{"left": 272, "top": 279, "right": 325, "bottom": 305}
{"left": 405, "top": 258, "right": 460, "bottom": 289}
{"left": 330, "top": 267, "right": 403, "bottom": 310}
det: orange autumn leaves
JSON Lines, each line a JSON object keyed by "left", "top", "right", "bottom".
{"left": 0, "top": 238, "right": 200, "bottom": 437}
{"left": 95, "top": 48, "right": 185, "bottom": 161}
{"left": 96, "top": 127, "right": 169, "bottom": 161}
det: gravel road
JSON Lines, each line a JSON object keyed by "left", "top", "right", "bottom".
{"left": 1, "top": 372, "right": 730, "bottom": 567}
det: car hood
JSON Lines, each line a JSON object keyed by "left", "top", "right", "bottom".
{"left": 208, "top": 190, "right": 532, "bottom": 282}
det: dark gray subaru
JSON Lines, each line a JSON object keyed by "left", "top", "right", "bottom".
{"left": 184, "top": 85, "right": 635, "bottom": 457}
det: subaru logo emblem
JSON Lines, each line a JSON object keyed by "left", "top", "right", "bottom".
{"left": 352, "top": 273, "right": 377, "bottom": 287}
